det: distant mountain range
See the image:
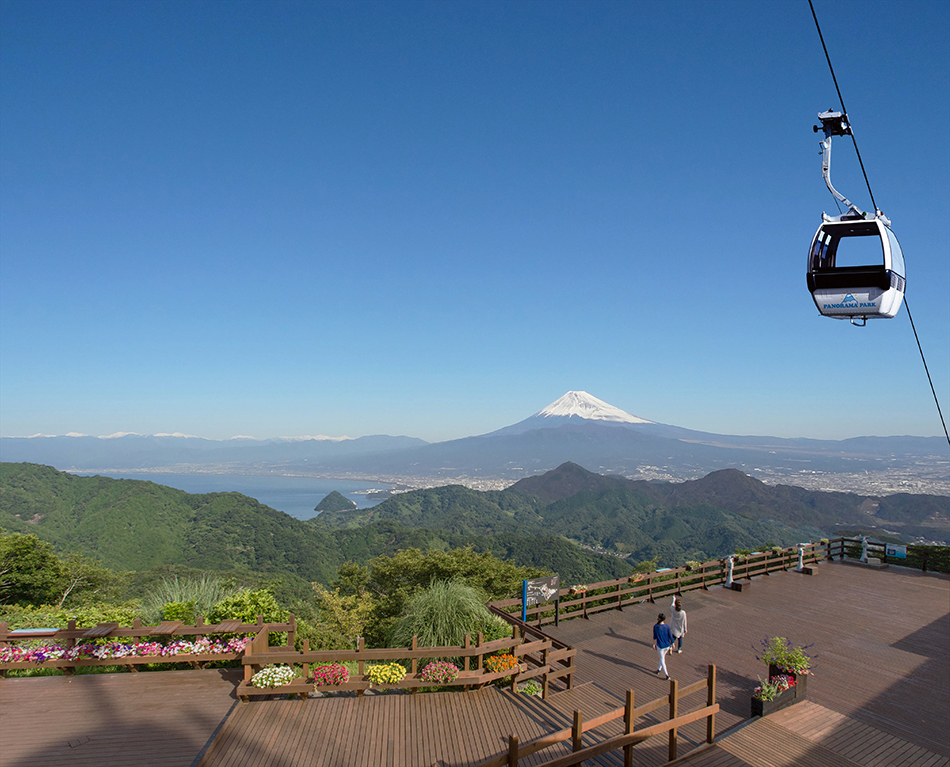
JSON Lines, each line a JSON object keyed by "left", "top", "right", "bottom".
{"left": 2, "top": 391, "right": 947, "bottom": 491}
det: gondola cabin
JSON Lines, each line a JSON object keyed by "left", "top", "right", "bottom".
{"left": 807, "top": 216, "right": 905, "bottom": 323}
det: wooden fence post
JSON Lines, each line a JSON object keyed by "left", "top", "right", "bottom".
{"left": 542, "top": 647, "right": 550, "bottom": 699}
{"left": 668, "top": 677, "right": 678, "bottom": 762}
{"left": 507, "top": 735, "right": 519, "bottom": 767}
{"left": 624, "top": 689, "right": 635, "bottom": 767}
{"left": 411, "top": 636, "right": 418, "bottom": 696}
{"left": 464, "top": 634, "right": 472, "bottom": 691}
{"left": 707, "top": 664, "right": 717, "bottom": 744}
{"left": 357, "top": 636, "right": 364, "bottom": 698}
{"left": 572, "top": 710, "right": 583, "bottom": 752}
{"left": 616, "top": 582, "right": 623, "bottom": 611}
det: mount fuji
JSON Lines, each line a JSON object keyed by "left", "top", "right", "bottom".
{"left": 489, "top": 391, "right": 652, "bottom": 436}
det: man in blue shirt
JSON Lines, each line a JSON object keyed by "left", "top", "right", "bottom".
{"left": 653, "top": 613, "right": 674, "bottom": 680}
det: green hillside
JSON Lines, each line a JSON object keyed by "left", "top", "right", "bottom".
{"left": 0, "top": 463, "right": 347, "bottom": 583}
{"left": 312, "top": 484, "right": 544, "bottom": 534}
{"left": 0, "top": 463, "right": 629, "bottom": 585}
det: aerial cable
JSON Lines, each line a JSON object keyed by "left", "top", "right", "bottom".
{"left": 808, "top": 0, "right": 949, "bottom": 448}
{"left": 808, "top": 0, "right": 879, "bottom": 215}
{"left": 904, "top": 299, "right": 950, "bottom": 446}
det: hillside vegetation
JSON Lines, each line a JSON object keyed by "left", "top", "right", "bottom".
{"left": 314, "top": 462, "right": 948, "bottom": 556}
{"left": 312, "top": 466, "right": 826, "bottom": 563}
{"left": 0, "top": 463, "right": 629, "bottom": 586}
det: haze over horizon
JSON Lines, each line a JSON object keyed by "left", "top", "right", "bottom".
{"left": 1, "top": 1, "right": 948, "bottom": 444}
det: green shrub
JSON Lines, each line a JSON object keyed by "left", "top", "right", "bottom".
{"left": 140, "top": 575, "right": 243, "bottom": 623}
{"left": 0, "top": 601, "right": 140, "bottom": 630}
{"left": 207, "top": 587, "right": 286, "bottom": 624}
{"left": 388, "top": 579, "right": 506, "bottom": 652}
{"left": 160, "top": 600, "right": 196, "bottom": 624}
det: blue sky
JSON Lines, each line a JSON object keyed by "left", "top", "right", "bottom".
{"left": 1, "top": 0, "right": 948, "bottom": 443}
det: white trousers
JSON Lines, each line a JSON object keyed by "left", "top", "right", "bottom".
{"left": 656, "top": 646, "right": 670, "bottom": 677}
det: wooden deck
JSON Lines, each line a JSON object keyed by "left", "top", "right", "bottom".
{"left": 0, "top": 668, "right": 242, "bottom": 767}
{"left": 673, "top": 701, "right": 949, "bottom": 767}
{"left": 197, "top": 681, "right": 628, "bottom": 767}
{"left": 544, "top": 559, "right": 950, "bottom": 760}
{"left": 1, "top": 561, "right": 947, "bottom": 766}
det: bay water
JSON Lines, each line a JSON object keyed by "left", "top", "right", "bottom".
{"left": 74, "top": 471, "right": 388, "bottom": 520}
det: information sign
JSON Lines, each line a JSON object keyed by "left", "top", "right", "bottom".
{"left": 885, "top": 544, "right": 907, "bottom": 559}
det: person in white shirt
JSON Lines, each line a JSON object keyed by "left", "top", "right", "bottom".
{"left": 669, "top": 596, "right": 687, "bottom": 653}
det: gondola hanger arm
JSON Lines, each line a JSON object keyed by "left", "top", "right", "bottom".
{"left": 813, "top": 110, "right": 867, "bottom": 221}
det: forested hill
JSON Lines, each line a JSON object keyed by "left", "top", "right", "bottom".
{"left": 0, "top": 463, "right": 631, "bottom": 584}
{"left": 311, "top": 471, "right": 825, "bottom": 564}
{"left": 509, "top": 463, "right": 949, "bottom": 543}
{"left": 313, "top": 463, "right": 950, "bottom": 560}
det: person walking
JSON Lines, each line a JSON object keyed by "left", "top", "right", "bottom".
{"left": 670, "top": 597, "right": 688, "bottom": 653}
{"left": 653, "top": 613, "right": 674, "bottom": 680}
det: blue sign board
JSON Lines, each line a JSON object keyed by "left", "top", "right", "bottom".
{"left": 885, "top": 544, "right": 907, "bottom": 559}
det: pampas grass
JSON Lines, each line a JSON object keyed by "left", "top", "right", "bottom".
{"left": 388, "top": 579, "right": 511, "bottom": 651}
{"left": 140, "top": 575, "right": 243, "bottom": 623}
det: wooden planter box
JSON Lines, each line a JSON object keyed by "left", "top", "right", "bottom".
{"left": 768, "top": 665, "right": 808, "bottom": 699}
{"left": 751, "top": 685, "right": 797, "bottom": 717}
{"left": 237, "top": 663, "right": 531, "bottom": 700}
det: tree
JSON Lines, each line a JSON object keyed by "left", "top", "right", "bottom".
{"left": 312, "top": 582, "right": 375, "bottom": 644}
{"left": 55, "top": 553, "right": 125, "bottom": 608}
{"left": 0, "top": 530, "right": 63, "bottom": 606}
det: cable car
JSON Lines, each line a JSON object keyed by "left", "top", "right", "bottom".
{"left": 807, "top": 111, "right": 905, "bottom": 325}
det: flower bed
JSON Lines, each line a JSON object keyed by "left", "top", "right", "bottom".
{"left": 251, "top": 664, "right": 297, "bottom": 688}
{"left": 367, "top": 662, "right": 407, "bottom": 685}
{"left": 419, "top": 661, "right": 459, "bottom": 684}
{"left": 312, "top": 663, "right": 350, "bottom": 687}
{"left": 0, "top": 637, "right": 250, "bottom": 665}
{"left": 485, "top": 653, "right": 519, "bottom": 675}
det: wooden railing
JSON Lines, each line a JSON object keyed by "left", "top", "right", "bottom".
{"left": 477, "top": 665, "right": 719, "bottom": 767}
{"left": 237, "top": 624, "right": 576, "bottom": 701}
{"left": 829, "top": 537, "right": 950, "bottom": 573}
{"left": 490, "top": 542, "right": 830, "bottom": 628}
{"left": 0, "top": 615, "right": 295, "bottom": 674}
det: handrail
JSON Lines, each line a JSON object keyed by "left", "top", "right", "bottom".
{"left": 534, "top": 704, "right": 720, "bottom": 767}
{"left": 831, "top": 537, "right": 950, "bottom": 573}
{"left": 477, "top": 664, "right": 718, "bottom": 767}
{"left": 490, "top": 541, "right": 831, "bottom": 629}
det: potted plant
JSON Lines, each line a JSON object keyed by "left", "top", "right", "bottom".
{"left": 751, "top": 674, "right": 797, "bottom": 717}
{"left": 755, "top": 636, "right": 815, "bottom": 699}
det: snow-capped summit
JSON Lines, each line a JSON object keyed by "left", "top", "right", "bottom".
{"left": 535, "top": 391, "right": 652, "bottom": 425}
{"left": 484, "top": 391, "right": 653, "bottom": 437}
